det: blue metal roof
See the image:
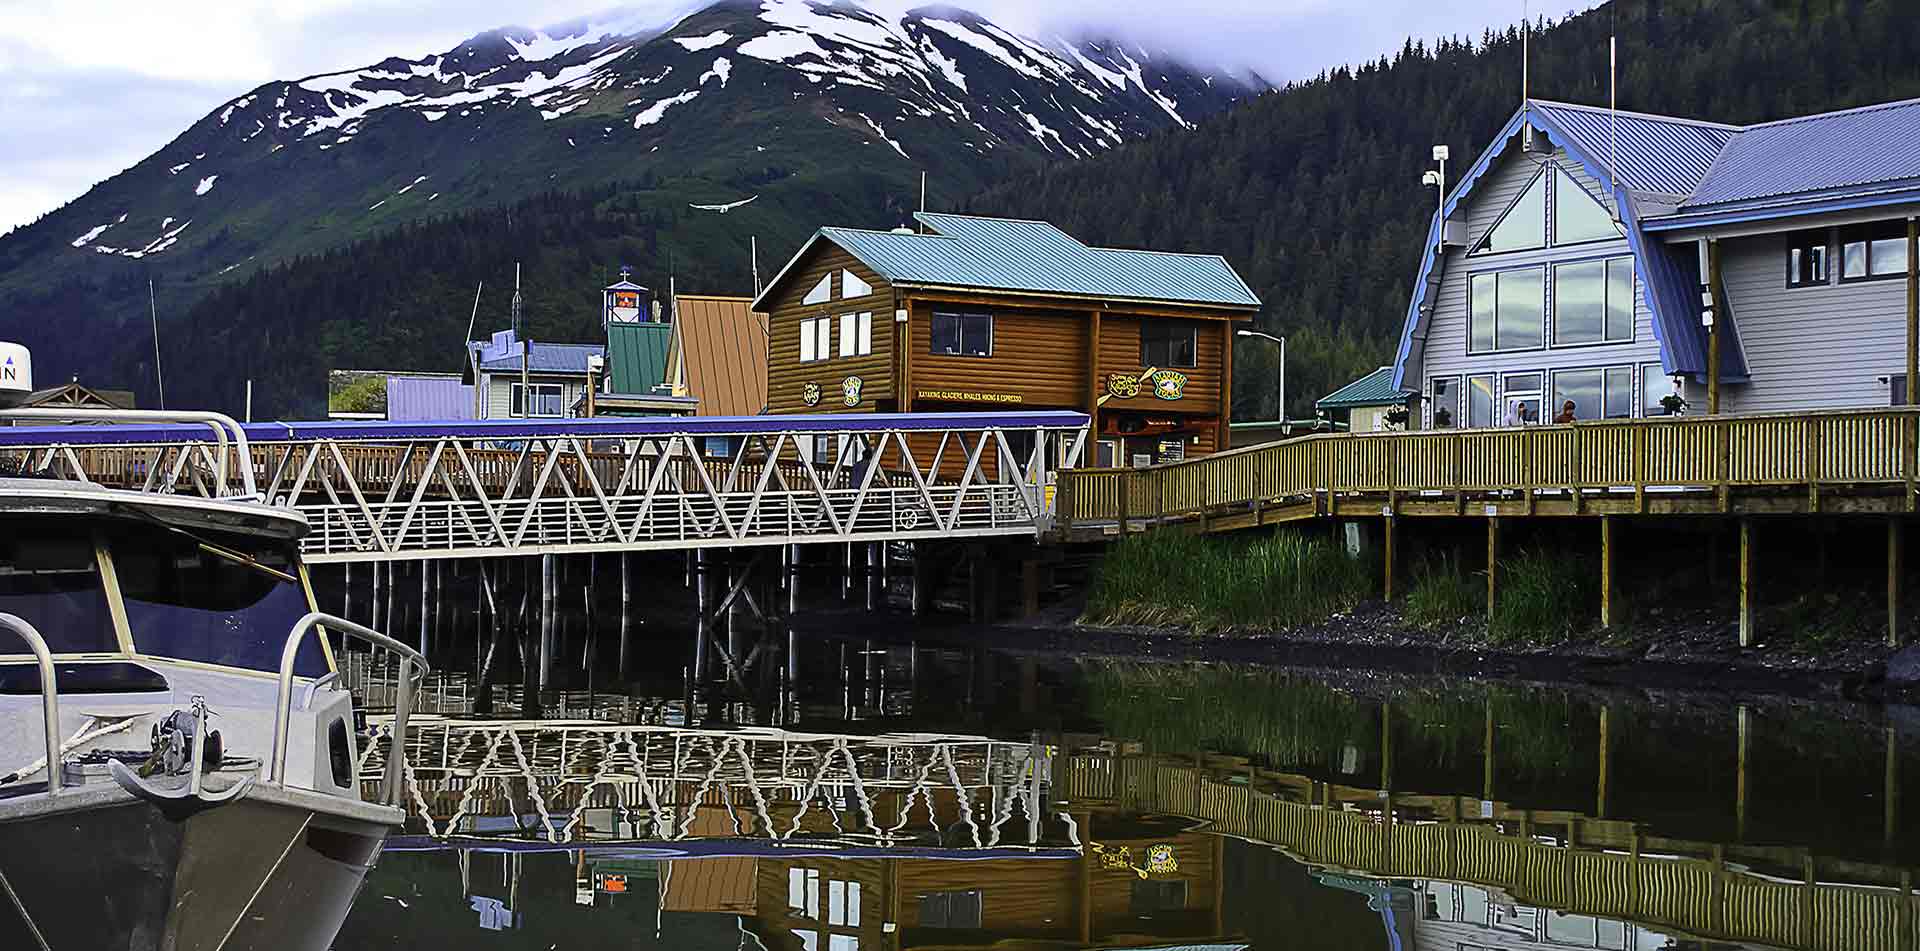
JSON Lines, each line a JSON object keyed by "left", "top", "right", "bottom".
{"left": 0, "top": 411, "right": 1092, "bottom": 446}
{"left": 1680, "top": 98, "right": 1920, "bottom": 213}
{"left": 757, "top": 213, "right": 1260, "bottom": 310}
{"left": 1530, "top": 100, "right": 1737, "bottom": 198}
{"left": 1315, "top": 367, "right": 1412, "bottom": 410}
{"left": 1393, "top": 99, "right": 1769, "bottom": 391}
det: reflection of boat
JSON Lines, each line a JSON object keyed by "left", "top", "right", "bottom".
{"left": 0, "top": 430, "right": 428, "bottom": 951}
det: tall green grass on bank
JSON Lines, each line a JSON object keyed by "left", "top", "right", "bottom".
{"left": 1403, "top": 549, "right": 1591, "bottom": 644}
{"left": 1084, "top": 529, "right": 1373, "bottom": 632}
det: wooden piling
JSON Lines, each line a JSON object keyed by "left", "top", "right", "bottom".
{"left": 418, "top": 560, "right": 430, "bottom": 656}
{"left": 344, "top": 563, "right": 354, "bottom": 624}
{"left": 1022, "top": 559, "right": 1041, "bottom": 617}
{"left": 1736, "top": 704, "right": 1751, "bottom": 841}
{"left": 911, "top": 542, "right": 931, "bottom": 616}
{"left": 1382, "top": 515, "right": 1397, "bottom": 601}
{"left": 618, "top": 551, "right": 632, "bottom": 679}
{"left": 1739, "top": 518, "right": 1755, "bottom": 647}
{"left": 1891, "top": 518, "right": 1906, "bottom": 647}
{"left": 540, "top": 553, "right": 556, "bottom": 689}
{"left": 1600, "top": 516, "right": 1621, "bottom": 629}
{"left": 694, "top": 548, "right": 710, "bottom": 681}
{"left": 371, "top": 559, "right": 383, "bottom": 630}
{"left": 1485, "top": 517, "right": 1501, "bottom": 617}
{"left": 1597, "top": 704, "right": 1612, "bottom": 819}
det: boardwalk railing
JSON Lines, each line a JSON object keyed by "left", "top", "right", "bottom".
{"left": 1080, "top": 751, "right": 1916, "bottom": 951}
{"left": 0, "top": 413, "right": 1090, "bottom": 561}
{"left": 1059, "top": 407, "right": 1920, "bottom": 527}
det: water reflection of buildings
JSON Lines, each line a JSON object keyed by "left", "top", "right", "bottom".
{"left": 354, "top": 716, "right": 1913, "bottom": 951}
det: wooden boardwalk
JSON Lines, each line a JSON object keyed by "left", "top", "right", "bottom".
{"left": 1059, "top": 407, "right": 1920, "bottom": 531}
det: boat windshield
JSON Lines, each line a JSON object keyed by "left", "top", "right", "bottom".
{"left": 105, "top": 519, "right": 329, "bottom": 677}
{"left": 0, "top": 516, "right": 119, "bottom": 654}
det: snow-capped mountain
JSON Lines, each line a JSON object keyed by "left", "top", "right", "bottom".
{"left": 0, "top": 0, "right": 1262, "bottom": 404}
{"left": 35, "top": 0, "right": 1258, "bottom": 264}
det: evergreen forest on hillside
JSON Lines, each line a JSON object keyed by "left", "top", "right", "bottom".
{"left": 99, "top": 0, "right": 1920, "bottom": 417}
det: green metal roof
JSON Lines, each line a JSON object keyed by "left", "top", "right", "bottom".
{"left": 753, "top": 213, "right": 1260, "bottom": 310}
{"left": 605, "top": 322, "right": 673, "bottom": 395}
{"left": 1315, "top": 367, "right": 1413, "bottom": 411}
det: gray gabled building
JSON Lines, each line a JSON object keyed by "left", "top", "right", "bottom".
{"left": 1394, "top": 97, "right": 1920, "bottom": 427}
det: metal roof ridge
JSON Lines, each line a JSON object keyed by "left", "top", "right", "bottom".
{"left": 1528, "top": 98, "right": 1741, "bottom": 132}
{"left": 1738, "top": 94, "right": 1920, "bottom": 130}
{"left": 821, "top": 224, "right": 958, "bottom": 241}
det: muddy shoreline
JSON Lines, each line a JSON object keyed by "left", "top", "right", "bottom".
{"left": 793, "top": 597, "right": 1914, "bottom": 704}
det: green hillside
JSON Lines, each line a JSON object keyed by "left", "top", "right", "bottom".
{"left": 965, "top": 0, "right": 1920, "bottom": 419}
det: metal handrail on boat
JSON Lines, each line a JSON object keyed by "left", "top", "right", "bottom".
{"left": 0, "top": 613, "right": 62, "bottom": 796}
{"left": 268, "top": 612, "right": 430, "bottom": 808}
{"left": 0, "top": 408, "right": 257, "bottom": 498}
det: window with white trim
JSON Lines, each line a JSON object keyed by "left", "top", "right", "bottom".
{"left": 838, "top": 312, "right": 872, "bottom": 357}
{"left": 799, "top": 316, "right": 833, "bottom": 363}
{"left": 1469, "top": 267, "right": 1545, "bottom": 352}
{"left": 1549, "top": 365, "right": 1634, "bottom": 421}
{"left": 1842, "top": 220, "right": 1910, "bottom": 282}
{"left": 510, "top": 382, "right": 563, "bottom": 418}
{"left": 841, "top": 269, "right": 873, "bottom": 298}
{"left": 1552, "top": 256, "right": 1634, "bottom": 346}
{"left": 803, "top": 274, "right": 832, "bottom": 305}
{"left": 1428, "top": 376, "right": 1460, "bottom": 429}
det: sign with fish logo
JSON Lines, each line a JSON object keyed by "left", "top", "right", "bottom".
{"left": 1150, "top": 369, "right": 1187, "bottom": 401}
{"left": 801, "top": 381, "right": 822, "bottom": 407}
{"left": 841, "top": 376, "right": 864, "bottom": 407}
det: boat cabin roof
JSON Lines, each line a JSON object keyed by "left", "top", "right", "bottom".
{"left": 0, "top": 478, "right": 308, "bottom": 541}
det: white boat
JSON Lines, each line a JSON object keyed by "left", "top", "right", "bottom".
{"left": 0, "top": 418, "right": 427, "bottom": 950}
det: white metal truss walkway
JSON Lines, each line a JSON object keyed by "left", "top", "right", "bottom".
{"left": 0, "top": 411, "right": 1089, "bottom": 562}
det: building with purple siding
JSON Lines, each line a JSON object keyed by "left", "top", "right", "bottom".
{"left": 385, "top": 374, "right": 474, "bottom": 421}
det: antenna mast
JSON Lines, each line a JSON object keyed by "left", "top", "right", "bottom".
{"left": 751, "top": 236, "right": 763, "bottom": 297}
{"left": 149, "top": 279, "right": 167, "bottom": 410}
{"left": 1608, "top": 6, "right": 1620, "bottom": 217}
{"left": 1521, "top": 0, "right": 1529, "bottom": 105}
{"left": 464, "top": 281, "right": 484, "bottom": 349}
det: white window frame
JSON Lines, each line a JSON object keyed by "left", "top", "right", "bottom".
{"left": 510, "top": 382, "right": 564, "bottom": 418}
{"left": 800, "top": 316, "right": 833, "bottom": 363}
{"left": 838, "top": 312, "right": 872, "bottom": 357}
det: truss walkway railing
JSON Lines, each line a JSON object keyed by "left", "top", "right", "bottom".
{"left": 0, "top": 412, "right": 1089, "bottom": 561}
{"left": 1059, "top": 407, "right": 1920, "bottom": 528}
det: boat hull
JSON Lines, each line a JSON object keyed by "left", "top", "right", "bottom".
{"left": 0, "top": 787, "right": 392, "bottom": 951}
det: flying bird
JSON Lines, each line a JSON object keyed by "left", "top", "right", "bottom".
{"left": 689, "top": 195, "right": 758, "bottom": 213}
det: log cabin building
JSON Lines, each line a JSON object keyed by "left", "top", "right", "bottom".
{"left": 752, "top": 213, "right": 1261, "bottom": 467}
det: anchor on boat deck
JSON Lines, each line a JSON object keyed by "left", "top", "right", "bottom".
{"left": 108, "top": 695, "right": 253, "bottom": 819}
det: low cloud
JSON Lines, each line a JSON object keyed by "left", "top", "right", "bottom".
{"left": 0, "top": 0, "right": 1543, "bottom": 232}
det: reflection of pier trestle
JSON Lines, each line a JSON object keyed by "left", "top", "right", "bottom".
{"left": 361, "top": 720, "right": 1058, "bottom": 850}
{"left": 1068, "top": 750, "right": 1915, "bottom": 951}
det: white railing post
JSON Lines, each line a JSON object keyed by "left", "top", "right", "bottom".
{"left": 0, "top": 408, "right": 255, "bottom": 498}
{"left": 269, "top": 611, "right": 430, "bottom": 806}
{"left": 0, "top": 613, "right": 61, "bottom": 796}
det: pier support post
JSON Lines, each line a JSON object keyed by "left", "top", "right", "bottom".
{"left": 1891, "top": 518, "right": 1906, "bottom": 647}
{"left": 344, "top": 563, "right": 354, "bottom": 624}
{"left": 911, "top": 542, "right": 932, "bottom": 617}
{"left": 1485, "top": 517, "right": 1501, "bottom": 618}
{"left": 786, "top": 544, "right": 800, "bottom": 616}
{"left": 540, "top": 553, "right": 556, "bottom": 689}
{"left": 1597, "top": 704, "right": 1612, "bottom": 819}
{"left": 866, "top": 542, "right": 882, "bottom": 611}
{"left": 418, "top": 560, "right": 430, "bottom": 657}
{"left": 1382, "top": 515, "right": 1398, "bottom": 601}
{"left": 371, "top": 560, "right": 383, "bottom": 630}
{"left": 694, "top": 548, "right": 710, "bottom": 682}
{"left": 1736, "top": 704, "right": 1751, "bottom": 841}
{"left": 1739, "top": 519, "right": 1755, "bottom": 647}
{"left": 618, "top": 552, "right": 632, "bottom": 680}
{"left": 1482, "top": 698, "right": 1496, "bottom": 804}
{"left": 1022, "top": 559, "right": 1042, "bottom": 618}
{"left": 1600, "top": 516, "right": 1622, "bottom": 629}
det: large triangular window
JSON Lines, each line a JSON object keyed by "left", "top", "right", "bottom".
{"left": 1471, "top": 169, "right": 1547, "bottom": 256}
{"left": 1553, "top": 167, "right": 1622, "bottom": 245}
{"left": 802, "top": 274, "right": 832, "bottom": 305}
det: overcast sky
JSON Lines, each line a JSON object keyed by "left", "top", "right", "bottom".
{"left": 0, "top": 0, "right": 1549, "bottom": 234}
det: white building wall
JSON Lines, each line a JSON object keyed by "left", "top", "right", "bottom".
{"left": 1414, "top": 146, "right": 1662, "bottom": 425}
{"left": 1710, "top": 229, "right": 1912, "bottom": 415}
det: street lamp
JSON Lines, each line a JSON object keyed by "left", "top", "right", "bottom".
{"left": 1237, "top": 329, "right": 1285, "bottom": 424}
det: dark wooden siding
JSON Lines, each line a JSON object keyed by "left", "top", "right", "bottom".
{"left": 1096, "top": 315, "right": 1226, "bottom": 415}
{"left": 766, "top": 241, "right": 895, "bottom": 415}
{"left": 906, "top": 300, "right": 1090, "bottom": 409}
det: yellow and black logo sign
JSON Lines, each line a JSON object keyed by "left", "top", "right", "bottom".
{"left": 801, "top": 381, "right": 822, "bottom": 406}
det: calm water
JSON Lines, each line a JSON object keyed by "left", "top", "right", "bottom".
{"left": 333, "top": 631, "right": 1919, "bottom": 951}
